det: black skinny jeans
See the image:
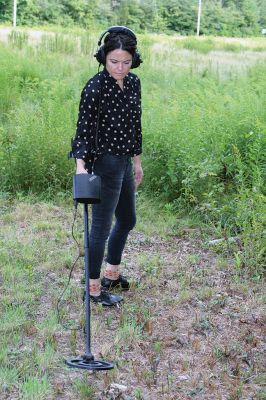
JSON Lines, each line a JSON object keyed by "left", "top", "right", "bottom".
{"left": 89, "top": 154, "right": 136, "bottom": 279}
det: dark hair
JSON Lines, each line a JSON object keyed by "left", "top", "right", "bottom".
{"left": 103, "top": 32, "right": 137, "bottom": 58}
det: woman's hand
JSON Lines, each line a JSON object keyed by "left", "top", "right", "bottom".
{"left": 133, "top": 155, "right": 143, "bottom": 189}
{"left": 76, "top": 159, "right": 88, "bottom": 174}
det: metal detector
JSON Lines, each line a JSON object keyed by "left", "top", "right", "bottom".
{"left": 65, "top": 175, "right": 113, "bottom": 371}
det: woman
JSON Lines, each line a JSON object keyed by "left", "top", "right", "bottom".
{"left": 71, "top": 26, "right": 143, "bottom": 306}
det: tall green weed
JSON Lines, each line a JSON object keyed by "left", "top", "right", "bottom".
{"left": 141, "top": 60, "right": 266, "bottom": 272}
{"left": 0, "top": 45, "right": 95, "bottom": 192}
{"left": 182, "top": 37, "right": 215, "bottom": 53}
{"left": 8, "top": 30, "right": 29, "bottom": 49}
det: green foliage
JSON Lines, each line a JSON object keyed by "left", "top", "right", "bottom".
{"left": 162, "top": 0, "right": 198, "bottom": 34}
{"left": 0, "top": 367, "right": 18, "bottom": 390}
{"left": 0, "top": 43, "right": 84, "bottom": 193}
{"left": 20, "top": 375, "right": 52, "bottom": 399}
{"left": 73, "top": 379, "right": 95, "bottom": 399}
{"left": 0, "top": 0, "right": 265, "bottom": 36}
{"left": 0, "top": 0, "right": 12, "bottom": 20}
{"left": 8, "top": 30, "right": 29, "bottom": 48}
{"left": 182, "top": 37, "right": 215, "bottom": 53}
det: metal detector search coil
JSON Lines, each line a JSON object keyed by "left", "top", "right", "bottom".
{"left": 73, "top": 173, "right": 101, "bottom": 204}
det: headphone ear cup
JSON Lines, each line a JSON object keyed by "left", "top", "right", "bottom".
{"left": 131, "top": 51, "right": 142, "bottom": 69}
{"left": 94, "top": 45, "right": 106, "bottom": 65}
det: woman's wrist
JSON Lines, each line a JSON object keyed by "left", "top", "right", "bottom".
{"left": 133, "top": 155, "right": 142, "bottom": 166}
{"left": 76, "top": 158, "right": 87, "bottom": 174}
{"left": 133, "top": 155, "right": 143, "bottom": 188}
{"left": 76, "top": 158, "right": 85, "bottom": 167}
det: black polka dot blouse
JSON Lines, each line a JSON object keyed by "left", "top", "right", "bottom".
{"left": 71, "top": 68, "right": 142, "bottom": 165}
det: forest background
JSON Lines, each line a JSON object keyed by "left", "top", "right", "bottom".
{"left": 0, "top": 0, "right": 266, "bottom": 36}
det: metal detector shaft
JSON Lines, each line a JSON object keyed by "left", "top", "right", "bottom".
{"left": 84, "top": 203, "right": 93, "bottom": 360}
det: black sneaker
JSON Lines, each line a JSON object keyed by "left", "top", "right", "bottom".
{"left": 90, "top": 290, "right": 123, "bottom": 306}
{"left": 101, "top": 275, "right": 130, "bottom": 290}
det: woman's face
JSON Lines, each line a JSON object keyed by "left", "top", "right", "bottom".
{"left": 105, "top": 49, "right": 132, "bottom": 80}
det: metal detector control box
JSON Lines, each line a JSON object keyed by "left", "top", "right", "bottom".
{"left": 73, "top": 174, "right": 101, "bottom": 204}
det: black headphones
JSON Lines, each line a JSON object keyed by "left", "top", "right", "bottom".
{"left": 94, "top": 26, "right": 142, "bottom": 69}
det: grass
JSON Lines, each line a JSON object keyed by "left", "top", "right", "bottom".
{"left": 73, "top": 379, "right": 95, "bottom": 399}
{"left": 20, "top": 376, "right": 52, "bottom": 400}
{"left": 1, "top": 195, "right": 265, "bottom": 399}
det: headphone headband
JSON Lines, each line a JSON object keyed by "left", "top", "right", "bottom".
{"left": 97, "top": 26, "right": 137, "bottom": 46}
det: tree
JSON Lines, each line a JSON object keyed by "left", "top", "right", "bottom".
{"left": 0, "top": 0, "right": 264, "bottom": 35}
{"left": 164, "top": 0, "right": 197, "bottom": 35}
{"left": 16, "top": 0, "right": 64, "bottom": 25}
{"left": 117, "top": 0, "right": 129, "bottom": 26}
{"left": 201, "top": 1, "right": 225, "bottom": 35}
{"left": 128, "top": 0, "right": 145, "bottom": 30}
{"left": 258, "top": 0, "right": 266, "bottom": 25}
{"left": 201, "top": 0, "right": 246, "bottom": 36}
{"left": 0, "top": 0, "right": 13, "bottom": 22}
{"left": 96, "top": 0, "right": 113, "bottom": 26}
{"left": 239, "top": 0, "right": 259, "bottom": 29}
